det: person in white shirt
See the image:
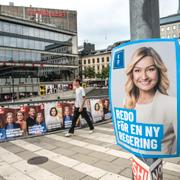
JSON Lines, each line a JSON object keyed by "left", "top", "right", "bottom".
{"left": 65, "top": 79, "right": 94, "bottom": 137}
{"left": 124, "top": 47, "right": 176, "bottom": 155}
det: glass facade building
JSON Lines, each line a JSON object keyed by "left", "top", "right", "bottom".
{"left": 0, "top": 4, "right": 78, "bottom": 100}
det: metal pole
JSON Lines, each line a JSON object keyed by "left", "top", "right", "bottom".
{"left": 129, "top": 0, "right": 161, "bottom": 179}
{"left": 11, "top": 59, "right": 15, "bottom": 102}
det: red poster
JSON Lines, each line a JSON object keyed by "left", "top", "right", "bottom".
{"left": 132, "top": 159, "right": 149, "bottom": 180}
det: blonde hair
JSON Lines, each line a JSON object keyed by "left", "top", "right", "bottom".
{"left": 6, "top": 112, "right": 15, "bottom": 123}
{"left": 124, "top": 47, "right": 169, "bottom": 109}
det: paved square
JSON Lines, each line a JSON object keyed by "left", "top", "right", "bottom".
{"left": 0, "top": 121, "right": 179, "bottom": 180}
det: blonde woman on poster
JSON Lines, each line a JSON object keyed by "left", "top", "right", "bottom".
{"left": 124, "top": 47, "right": 176, "bottom": 154}
{"left": 5, "top": 112, "right": 20, "bottom": 130}
{"left": 16, "top": 111, "right": 27, "bottom": 135}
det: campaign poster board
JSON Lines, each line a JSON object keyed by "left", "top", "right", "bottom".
{"left": 132, "top": 156, "right": 163, "bottom": 180}
{"left": 58, "top": 84, "right": 63, "bottom": 93}
{"left": 44, "top": 102, "right": 63, "bottom": 131}
{"left": 62, "top": 103, "right": 74, "bottom": 129}
{"left": 102, "top": 99, "right": 112, "bottom": 120}
{"left": 90, "top": 99, "right": 104, "bottom": 123}
{"left": 46, "top": 85, "right": 53, "bottom": 94}
{"left": 23, "top": 105, "right": 46, "bottom": 135}
{"left": 110, "top": 39, "right": 180, "bottom": 158}
{"left": 79, "top": 99, "right": 94, "bottom": 127}
{"left": 0, "top": 107, "right": 24, "bottom": 139}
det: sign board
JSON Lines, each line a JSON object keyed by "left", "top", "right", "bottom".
{"left": 132, "top": 156, "right": 163, "bottom": 180}
{"left": 39, "top": 85, "right": 46, "bottom": 96}
{"left": 110, "top": 39, "right": 180, "bottom": 158}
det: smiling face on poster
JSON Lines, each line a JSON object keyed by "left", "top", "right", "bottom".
{"left": 63, "top": 104, "right": 73, "bottom": 128}
{"left": 0, "top": 108, "right": 23, "bottom": 139}
{"left": 110, "top": 39, "right": 180, "bottom": 158}
{"left": 44, "top": 102, "right": 63, "bottom": 131}
{"left": 90, "top": 99, "right": 103, "bottom": 123}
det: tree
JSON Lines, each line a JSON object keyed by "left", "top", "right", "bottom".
{"left": 101, "top": 66, "right": 109, "bottom": 79}
{"left": 95, "top": 66, "right": 109, "bottom": 87}
{"left": 82, "top": 67, "right": 95, "bottom": 78}
{"left": 96, "top": 66, "right": 109, "bottom": 79}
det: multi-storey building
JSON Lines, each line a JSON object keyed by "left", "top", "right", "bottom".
{"left": 160, "top": 3, "right": 180, "bottom": 40}
{"left": 0, "top": 3, "right": 78, "bottom": 101}
{"left": 160, "top": 14, "right": 180, "bottom": 39}
{"left": 79, "top": 41, "right": 127, "bottom": 81}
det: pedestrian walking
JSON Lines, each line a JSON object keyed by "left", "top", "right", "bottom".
{"left": 65, "top": 79, "right": 94, "bottom": 137}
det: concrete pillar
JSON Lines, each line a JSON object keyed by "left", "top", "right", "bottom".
{"left": 178, "top": 0, "right": 180, "bottom": 13}
{"left": 129, "top": 0, "right": 160, "bottom": 40}
{"left": 129, "top": 0, "right": 162, "bottom": 177}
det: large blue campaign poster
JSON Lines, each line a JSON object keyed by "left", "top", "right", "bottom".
{"left": 109, "top": 38, "right": 180, "bottom": 158}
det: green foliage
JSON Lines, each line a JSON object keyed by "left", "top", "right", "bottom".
{"left": 82, "top": 67, "right": 95, "bottom": 78}
{"left": 101, "top": 66, "right": 109, "bottom": 79}
{"left": 96, "top": 66, "right": 109, "bottom": 79}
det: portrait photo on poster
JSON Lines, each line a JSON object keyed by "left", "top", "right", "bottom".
{"left": 44, "top": 102, "right": 63, "bottom": 131}
{"left": 110, "top": 38, "right": 180, "bottom": 158}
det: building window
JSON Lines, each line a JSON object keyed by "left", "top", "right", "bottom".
{"left": 97, "top": 58, "right": 99, "bottom": 63}
{"left": 102, "top": 65, "right": 104, "bottom": 70}
{"left": 173, "top": 34, "right": 177, "bottom": 38}
{"left": 173, "top": 25, "right": 177, "bottom": 30}
{"left": 161, "top": 27, "right": 164, "bottom": 32}
{"left": 92, "top": 58, "right": 95, "bottom": 63}
{"left": 88, "top": 59, "right": 91, "bottom": 64}
{"left": 97, "top": 65, "right": 100, "bottom": 71}
{"left": 166, "top": 26, "right": 170, "bottom": 31}
{"left": 84, "top": 59, "right": 86, "bottom": 64}
{"left": 102, "top": 57, "right": 104, "bottom": 63}
{"left": 107, "top": 57, "right": 109, "bottom": 62}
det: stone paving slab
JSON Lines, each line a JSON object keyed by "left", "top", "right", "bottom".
{"left": 52, "top": 147, "right": 78, "bottom": 157}
{"left": 71, "top": 153, "right": 99, "bottom": 165}
{"left": 0, "top": 121, "right": 180, "bottom": 180}
{"left": 81, "top": 176, "right": 97, "bottom": 180}
{"left": 51, "top": 165, "right": 86, "bottom": 180}
{"left": 89, "top": 151, "right": 117, "bottom": 162}
{"left": 93, "top": 160, "right": 125, "bottom": 174}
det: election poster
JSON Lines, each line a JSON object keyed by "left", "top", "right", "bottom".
{"left": 132, "top": 156, "right": 163, "bottom": 180}
{"left": 79, "top": 99, "right": 93, "bottom": 127}
{"left": 110, "top": 38, "right": 179, "bottom": 158}
{"left": 0, "top": 107, "right": 7, "bottom": 140}
{"left": 0, "top": 107, "right": 24, "bottom": 139}
{"left": 44, "top": 102, "right": 63, "bottom": 131}
{"left": 62, "top": 103, "right": 74, "bottom": 129}
{"left": 22, "top": 105, "right": 46, "bottom": 135}
{"left": 46, "top": 84, "right": 53, "bottom": 94}
{"left": 102, "top": 99, "right": 112, "bottom": 120}
{"left": 90, "top": 99, "right": 104, "bottom": 123}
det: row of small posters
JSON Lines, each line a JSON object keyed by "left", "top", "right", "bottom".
{"left": 0, "top": 98, "right": 111, "bottom": 141}
{"left": 46, "top": 84, "right": 72, "bottom": 94}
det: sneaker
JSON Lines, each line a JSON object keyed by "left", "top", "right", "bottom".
{"left": 65, "top": 133, "right": 74, "bottom": 137}
{"left": 89, "top": 129, "right": 94, "bottom": 134}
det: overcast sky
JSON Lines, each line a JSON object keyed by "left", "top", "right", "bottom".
{"left": 0, "top": 0, "right": 178, "bottom": 49}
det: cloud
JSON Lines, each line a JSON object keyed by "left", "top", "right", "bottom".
{"left": 159, "top": 0, "right": 178, "bottom": 17}
{"left": 0, "top": 0, "right": 178, "bottom": 49}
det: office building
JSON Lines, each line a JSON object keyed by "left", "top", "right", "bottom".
{"left": 0, "top": 3, "right": 78, "bottom": 100}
